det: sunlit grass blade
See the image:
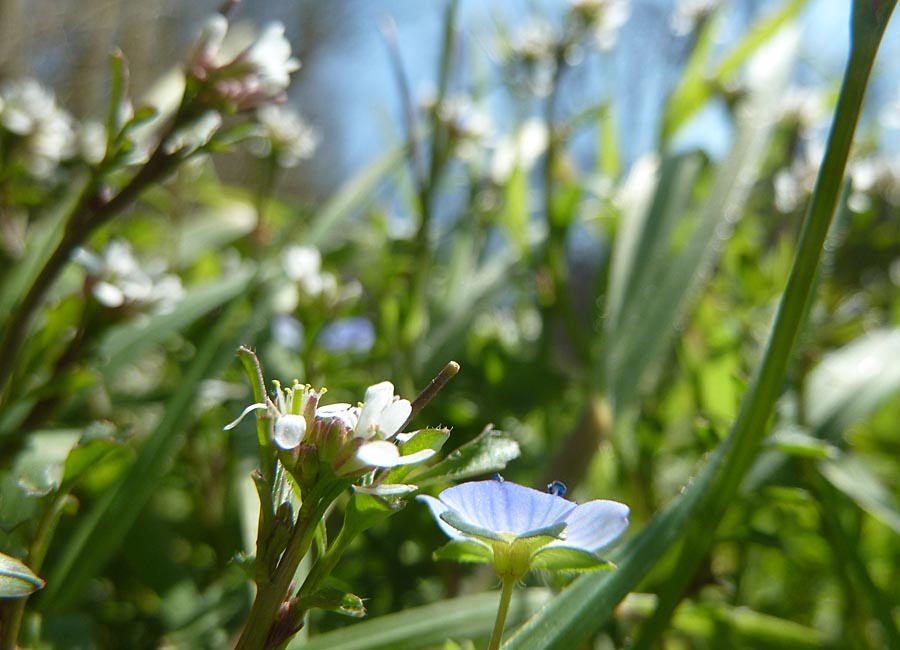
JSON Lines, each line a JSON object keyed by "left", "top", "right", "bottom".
{"left": 97, "top": 265, "right": 256, "bottom": 377}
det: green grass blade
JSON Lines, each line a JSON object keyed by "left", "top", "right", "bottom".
{"left": 98, "top": 266, "right": 256, "bottom": 377}
{"left": 291, "top": 589, "right": 552, "bottom": 650}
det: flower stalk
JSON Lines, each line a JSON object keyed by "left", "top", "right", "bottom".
{"left": 488, "top": 578, "right": 516, "bottom": 650}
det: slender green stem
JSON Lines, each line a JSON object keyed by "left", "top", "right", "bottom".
{"left": 235, "top": 481, "right": 347, "bottom": 650}
{"left": 401, "top": 360, "right": 460, "bottom": 430}
{"left": 488, "top": 579, "right": 516, "bottom": 650}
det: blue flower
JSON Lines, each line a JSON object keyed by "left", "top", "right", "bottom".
{"left": 418, "top": 479, "right": 628, "bottom": 580}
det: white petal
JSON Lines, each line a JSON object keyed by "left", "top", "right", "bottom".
{"left": 354, "top": 483, "right": 418, "bottom": 496}
{"left": 378, "top": 399, "right": 411, "bottom": 438}
{"left": 223, "top": 403, "right": 268, "bottom": 430}
{"left": 274, "top": 414, "right": 307, "bottom": 449}
{"left": 354, "top": 440, "right": 400, "bottom": 467}
{"left": 357, "top": 382, "right": 394, "bottom": 437}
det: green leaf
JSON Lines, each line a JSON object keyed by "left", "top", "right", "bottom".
{"left": 530, "top": 547, "right": 614, "bottom": 573}
{"left": 0, "top": 552, "right": 45, "bottom": 598}
{"left": 290, "top": 588, "right": 553, "bottom": 650}
{"left": 804, "top": 328, "right": 900, "bottom": 441}
{"left": 433, "top": 540, "right": 494, "bottom": 564}
{"left": 767, "top": 427, "right": 838, "bottom": 460}
{"left": 411, "top": 426, "right": 519, "bottom": 486}
{"left": 387, "top": 428, "right": 451, "bottom": 483}
{"left": 819, "top": 453, "right": 900, "bottom": 537}
{"left": 341, "top": 493, "right": 398, "bottom": 541}
{"left": 305, "top": 585, "right": 367, "bottom": 618}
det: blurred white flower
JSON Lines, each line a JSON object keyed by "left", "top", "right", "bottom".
{"left": 188, "top": 16, "right": 300, "bottom": 111}
{"left": 669, "top": 0, "right": 719, "bottom": 36}
{"left": 282, "top": 244, "right": 337, "bottom": 299}
{"left": 574, "top": 0, "right": 630, "bottom": 50}
{"left": 0, "top": 78, "right": 77, "bottom": 178}
{"left": 507, "top": 19, "right": 559, "bottom": 96}
{"left": 78, "top": 120, "right": 107, "bottom": 165}
{"left": 250, "top": 104, "right": 319, "bottom": 167}
{"left": 491, "top": 118, "right": 549, "bottom": 183}
{"left": 73, "top": 239, "right": 185, "bottom": 313}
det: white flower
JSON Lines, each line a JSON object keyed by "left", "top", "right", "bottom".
{"left": 570, "top": 0, "right": 630, "bottom": 49}
{"left": 315, "top": 381, "right": 435, "bottom": 475}
{"left": 252, "top": 104, "right": 319, "bottom": 167}
{"left": 0, "top": 78, "right": 77, "bottom": 178}
{"left": 189, "top": 16, "right": 300, "bottom": 111}
{"left": 491, "top": 118, "right": 549, "bottom": 183}
{"left": 282, "top": 244, "right": 337, "bottom": 299}
{"left": 241, "top": 24, "right": 301, "bottom": 97}
{"left": 78, "top": 120, "right": 107, "bottom": 165}
{"left": 73, "top": 239, "right": 185, "bottom": 313}
{"left": 669, "top": 0, "right": 718, "bottom": 37}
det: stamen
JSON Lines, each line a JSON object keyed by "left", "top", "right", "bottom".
{"left": 546, "top": 481, "right": 566, "bottom": 497}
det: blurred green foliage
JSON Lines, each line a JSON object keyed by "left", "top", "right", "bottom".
{"left": 1, "top": 1, "right": 899, "bottom": 649}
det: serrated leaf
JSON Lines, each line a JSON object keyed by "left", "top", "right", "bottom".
{"left": 0, "top": 551, "right": 45, "bottom": 598}
{"left": 411, "top": 427, "right": 519, "bottom": 486}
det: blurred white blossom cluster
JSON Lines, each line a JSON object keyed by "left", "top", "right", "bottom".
{"left": 248, "top": 105, "right": 320, "bottom": 168}
{"left": 0, "top": 79, "right": 78, "bottom": 178}
{"left": 73, "top": 240, "right": 184, "bottom": 314}
{"left": 188, "top": 16, "right": 300, "bottom": 112}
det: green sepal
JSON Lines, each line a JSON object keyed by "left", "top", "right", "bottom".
{"left": 439, "top": 510, "right": 507, "bottom": 542}
{"left": 433, "top": 540, "right": 494, "bottom": 564}
{"left": 518, "top": 522, "right": 566, "bottom": 540}
{"left": 530, "top": 546, "right": 616, "bottom": 573}
{"left": 0, "top": 551, "right": 45, "bottom": 598}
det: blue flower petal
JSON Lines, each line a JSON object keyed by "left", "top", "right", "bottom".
{"left": 437, "top": 480, "right": 576, "bottom": 536}
{"left": 550, "top": 500, "right": 629, "bottom": 552}
{"left": 416, "top": 495, "right": 469, "bottom": 541}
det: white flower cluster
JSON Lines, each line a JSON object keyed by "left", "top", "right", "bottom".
{"left": 226, "top": 380, "right": 436, "bottom": 482}
{"left": 188, "top": 15, "right": 300, "bottom": 112}
{"left": 73, "top": 239, "right": 185, "bottom": 313}
{"left": 0, "top": 79, "right": 77, "bottom": 178}
{"left": 250, "top": 104, "right": 320, "bottom": 168}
